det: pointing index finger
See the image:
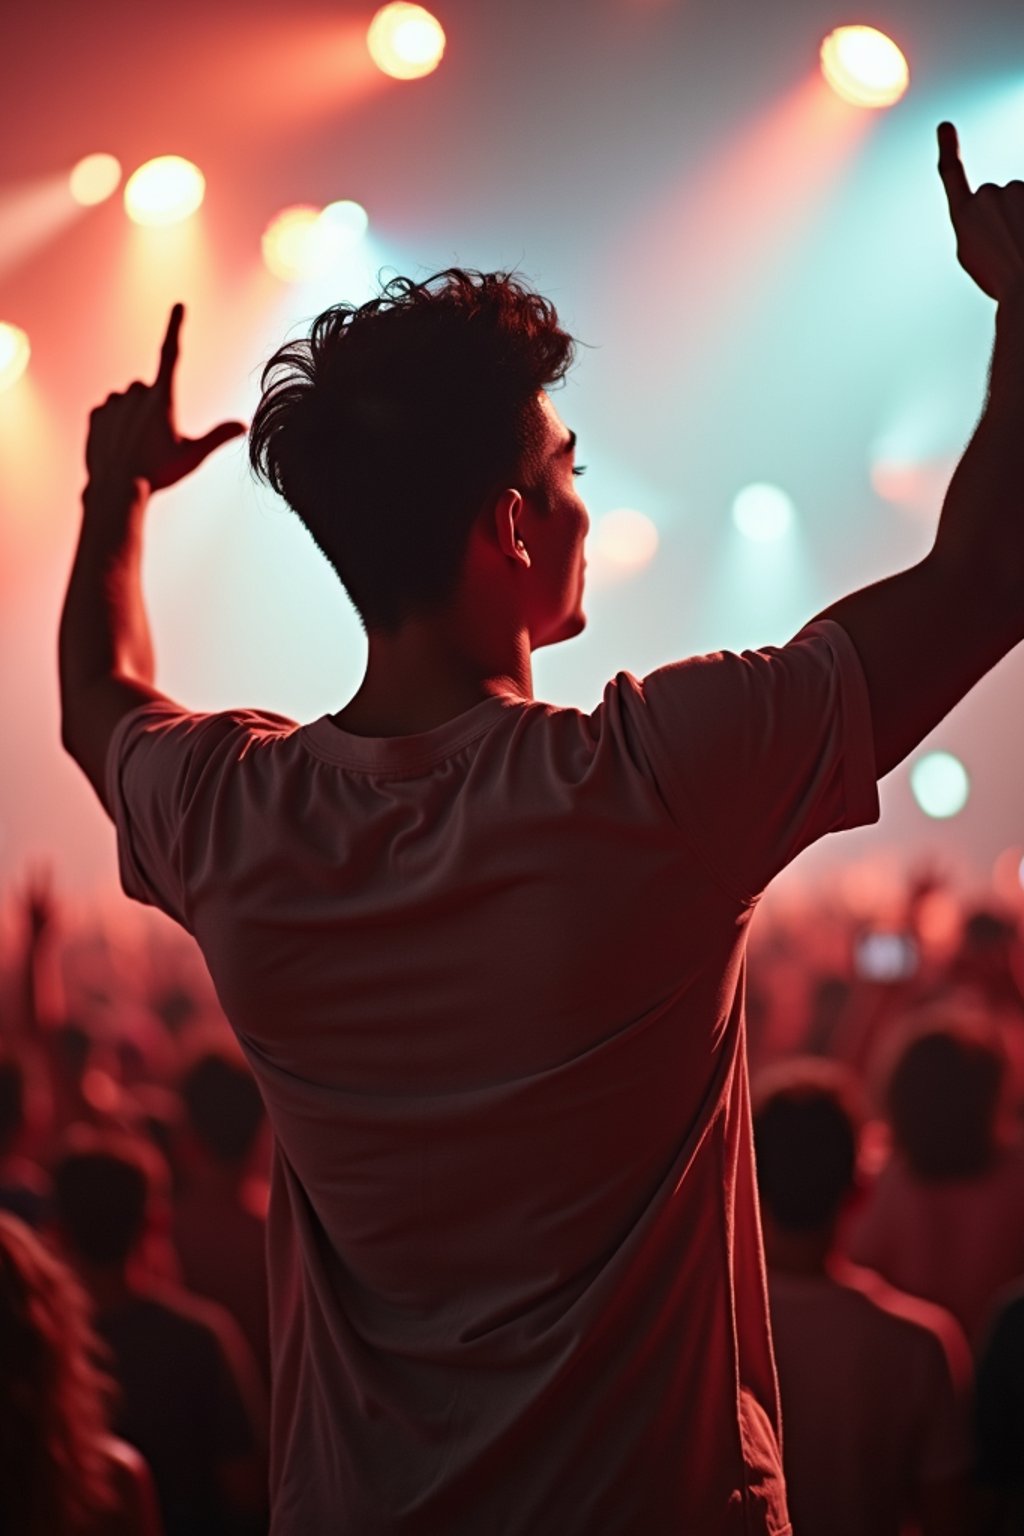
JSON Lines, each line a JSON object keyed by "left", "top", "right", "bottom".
{"left": 156, "top": 302, "right": 184, "bottom": 398}
{"left": 937, "top": 121, "right": 971, "bottom": 219}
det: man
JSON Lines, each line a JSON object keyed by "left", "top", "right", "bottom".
{"left": 59, "top": 125, "right": 1024, "bottom": 1533}
{"left": 174, "top": 1044, "right": 271, "bottom": 1381}
{"left": 51, "top": 1128, "right": 268, "bottom": 1536}
{"left": 753, "top": 1060, "right": 972, "bottom": 1536}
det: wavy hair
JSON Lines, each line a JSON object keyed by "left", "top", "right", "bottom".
{"left": 249, "top": 269, "right": 577, "bottom": 632}
{"left": 0, "top": 1212, "right": 118, "bottom": 1534}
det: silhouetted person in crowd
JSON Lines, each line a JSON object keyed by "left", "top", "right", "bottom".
{"left": 944, "top": 905, "right": 1024, "bottom": 1018}
{"left": 848, "top": 1014, "right": 1024, "bottom": 1341}
{"left": 0, "top": 1210, "right": 162, "bottom": 1536}
{"left": 975, "top": 1277, "right": 1024, "bottom": 1534}
{"left": 0, "top": 1044, "right": 49, "bottom": 1227}
{"left": 57, "top": 123, "right": 1024, "bottom": 1532}
{"left": 174, "top": 1045, "right": 270, "bottom": 1380}
{"left": 754, "top": 1061, "right": 972, "bottom": 1536}
{"left": 51, "top": 1128, "right": 268, "bottom": 1536}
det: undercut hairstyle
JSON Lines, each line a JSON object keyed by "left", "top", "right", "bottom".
{"left": 249, "top": 268, "right": 577, "bottom": 632}
{"left": 753, "top": 1061, "right": 862, "bottom": 1233}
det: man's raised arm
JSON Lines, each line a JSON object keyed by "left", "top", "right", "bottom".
{"left": 58, "top": 305, "right": 244, "bottom": 813}
{"left": 816, "top": 123, "right": 1024, "bottom": 779}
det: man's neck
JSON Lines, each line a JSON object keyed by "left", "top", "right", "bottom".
{"left": 763, "top": 1221, "right": 835, "bottom": 1278}
{"left": 334, "top": 617, "right": 533, "bottom": 737}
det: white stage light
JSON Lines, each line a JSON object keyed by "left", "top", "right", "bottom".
{"left": 731, "top": 483, "right": 795, "bottom": 543}
{"left": 124, "top": 156, "right": 206, "bottom": 227}
{"left": 910, "top": 751, "right": 969, "bottom": 819}
{"left": 820, "top": 26, "right": 909, "bottom": 110}
{"left": 69, "top": 153, "right": 122, "bottom": 207}
{"left": 0, "top": 323, "right": 31, "bottom": 391}
{"left": 367, "top": 4, "right": 446, "bottom": 80}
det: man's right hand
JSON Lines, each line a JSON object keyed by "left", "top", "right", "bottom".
{"left": 938, "top": 121, "right": 1024, "bottom": 303}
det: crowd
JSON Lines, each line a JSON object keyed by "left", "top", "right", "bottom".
{"left": 2, "top": 857, "right": 1024, "bottom": 1534}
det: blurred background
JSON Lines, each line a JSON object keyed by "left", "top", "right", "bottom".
{"left": 4, "top": 0, "right": 1024, "bottom": 901}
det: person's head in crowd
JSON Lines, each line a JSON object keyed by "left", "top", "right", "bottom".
{"left": 884, "top": 1015, "right": 1006, "bottom": 1182}
{"left": 947, "top": 904, "right": 1024, "bottom": 1010}
{"left": 0, "top": 1211, "right": 121, "bottom": 1535}
{"left": 0, "top": 1046, "right": 30, "bottom": 1161}
{"left": 249, "top": 268, "right": 586, "bottom": 649}
{"left": 51, "top": 1127, "right": 170, "bottom": 1283}
{"left": 0, "top": 1046, "right": 51, "bottom": 1228}
{"left": 753, "top": 1059, "right": 863, "bottom": 1273}
{"left": 178, "top": 1046, "right": 266, "bottom": 1185}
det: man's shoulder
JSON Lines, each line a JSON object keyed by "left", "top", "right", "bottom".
{"left": 106, "top": 1283, "right": 242, "bottom": 1353}
{"left": 835, "top": 1261, "right": 966, "bottom": 1360}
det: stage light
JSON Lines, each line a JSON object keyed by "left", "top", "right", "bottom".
{"left": 592, "top": 509, "right": 660, "bottom": 572}
{"left": 367, "top": 3, "right": 445, "bottom": 80}
{"left": 0, "top": 323, "right": 30, "bottom": 392}
{"left": 69, "top": 153, "right": 122, "bottom": 207}
{"left": 992, "top": 846, "right": 1024, "bottom": 902}
{"left": 262, "top": 201, "right": 370, "bottom": 282}
{"left": 124, "top": 156, "right": 206, "bottom": 227}
{"left": 820, "top": 26, "right": 909, "bottom": 110}
{"left": 262, "top": 206, "right": 325, "bottom": 282}
{"left": 910, "top": 751, "right": 969, "bottom": 820}
{"left": 318, "top": 199, "right": 370, "bottom": 254}
{"left": 731, "top": 483, "right": 795, "bottom": 543}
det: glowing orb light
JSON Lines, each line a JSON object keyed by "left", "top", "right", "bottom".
{"left": 318, "top": 199, "right": 370, "bottom": 255}
{"left": 124, "top": 156, "right": 206, "bottom": 227}
{"left": 820, "top": 26, "right": 909, "bottom": 110}
{"left": 593, "top": 509, "right": 660, "bottom": 572}
{"left": 367, "top": 3, "right": 446, "bottom": 80}
{"left": 731, "top": 483, "right": 795, "bottom": 543}
{"left": 991, "top": 846, "right": 1024, "bottom": 902}
{"left": 0, "top": 323, "right": 31, "bottom": 392}
{"left": 262, "top": 206, "right": 326, "bottom": 282}
{"left": 910, "top": 751, "right": 970, "bottom": 819}
{"left": 262, "top": 201, "right": 370, "bottom": 282}
{"left": 69, "top": 152, "right": 122, "bottom": 207}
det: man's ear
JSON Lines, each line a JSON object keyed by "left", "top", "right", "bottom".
{"left": 492, "top": 488, "right": 530, "bottom": 569}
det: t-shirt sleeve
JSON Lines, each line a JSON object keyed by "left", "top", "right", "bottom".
{"left": 105, "top": 700, "right": 294, "bottom": 931}
{"left": 628, "top": 618, "right": 879, "bottom": 903}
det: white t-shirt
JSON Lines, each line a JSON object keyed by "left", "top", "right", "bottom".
{"left": 767, "top": 1262, "right": 972, "bottom": 1536}
{"left": 107, "top": 619, "right": 878, "bottom": 1536}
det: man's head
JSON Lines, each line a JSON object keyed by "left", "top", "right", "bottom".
{"left": 249, "top": 268, "right": 586, "bottom": 643}
{"left": 884, "top": 1014, "right": 1005, "bottom": 1181}
{"left": 51, "top": 1128, "right": 167, "bottom": 1271}
{"left": 753, "top": 1060, "right": 862, "bottom": 1239}
{"left": 180, "top": 1048, "right": 265, "bottom": 1172}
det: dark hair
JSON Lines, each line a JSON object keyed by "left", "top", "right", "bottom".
{"left": 181, "top": 1049, "right": 264, "bottom": 1167}
{"left": 753, "top": 1061, "right": 861, "bottom": 1232}
{"left": 249, "top": 268, "right": 577, "bottom": 632}
{"left": 0, "top": 1213, "right": 119, "bottom": 1534}
{"left": 52, "top": 1130, "right": 164, "bottom": 1268}
{"left": 0, "top": 1047, "right": 27, "bottom": 1155}
{"left": 886, "top": 1018, "right": 1004, "bottom": 1181}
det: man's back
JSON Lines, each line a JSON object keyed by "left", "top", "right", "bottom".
{"left": 767, "top": 1263, "right": 972, "bottom": 1536}
{"left": 98, "top": 1284, "right": 267, "bottom": 1536}
{"left": 108, "top": 621, "right": 877, "bottom": 1534}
